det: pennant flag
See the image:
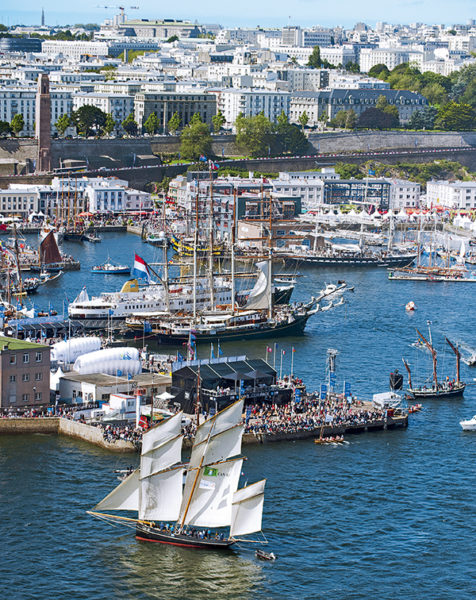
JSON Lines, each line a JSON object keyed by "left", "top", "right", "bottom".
{"left": 209, "top": 160, "right": 219, "bottom": 170}
{"left": 368, "top": 169, "right": 375, "bottom": 176}
{"left": 128, "top": 373, "right": 132, "bottom": 380}
{"left": 210, "top": 343, "right": 215, "bottom": 359}
{"left": 199, "top": 155, "right": 208, "bottom": 162}
{"left": 217, "top": 341, "right": 223, "bottom": 356}
{"left": 143, "top": 321, "right": 152, "bottom": 334}
{"left": 177, "top": 352, "right": 185, "bottom": 361}
{"left": 282, "top": 350, "right": 286, "bottom": 355}
{"left": 116, "top": 369, "right": 123, "bottom": 377}
{"left": 267, "top": 346, "right": 272, "bottom": 353}
{"left": 132, "top": 254, "right": 151, "bottom": 283}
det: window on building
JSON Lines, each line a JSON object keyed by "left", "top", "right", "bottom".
{"left": 34, "top": 392, "right": 42, "bottom": 402}
{"left": 22, "top": 373, "right": 30, "bottom": 382}
{"left": 9, "top": 375, "right": 16, "bottom": 382}
{"left": 10, "top": 355, "right": 16, "bottom": 364}
{"left": 23, "top": 353, "right": 29, "bottom": 364}
{"left": 35, "top": 373, "right": 43, "bottom": 381}
{"left": 35, "top": 352, "right": 42, "bottom": 362}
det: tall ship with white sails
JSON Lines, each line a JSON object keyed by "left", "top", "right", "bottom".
{"left": 88, "top": 400, "right": 266, "bottom": 549}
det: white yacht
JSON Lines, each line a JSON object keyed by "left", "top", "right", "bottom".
{"left": 460, "top": 416, "right": 476, "bottom": 431}
{"left": 68, "top": 278, "right": 233, "bottom": 329}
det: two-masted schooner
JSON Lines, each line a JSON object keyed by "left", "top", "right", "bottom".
{"left": 88, "top": 399, "right": 266, "bottom": 549}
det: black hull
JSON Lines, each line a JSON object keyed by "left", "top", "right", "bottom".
{"left": 125, "top": 313, "right": 312, "bottom": 345}
{"left": 282, "top": 254, "right": 416, "bottom": 268}
{"left": 408, "top": 384, "right": 465, "bottom": 399}
{"left": 135, "top": 524, "right": 234, "bottom": 549}
{"left": 63, "top": 232, "right": 86, "bottom": 242}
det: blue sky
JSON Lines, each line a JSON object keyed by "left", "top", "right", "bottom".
{"left": 0, "top": 1, "right": 474, "bottom": 28}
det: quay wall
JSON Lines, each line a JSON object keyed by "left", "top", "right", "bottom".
{"left": 0, "top": 417, "right": 59, "bottom": 434}
{"left": 58, "top": 418, "right": 136, "bottom": 452}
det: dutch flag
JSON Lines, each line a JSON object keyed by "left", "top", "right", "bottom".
{"left": 132, "top": 254, "right": 150, "bottom": 283}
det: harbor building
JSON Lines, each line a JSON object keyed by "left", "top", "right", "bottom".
{"left": 426, "top": 181, "right": 476, "bottom": 210}
{"left": 323, "top": 179, "right": 391, "bottom": 210}
{"left": 0, "top": 337, "right": 50, "bottom": 410}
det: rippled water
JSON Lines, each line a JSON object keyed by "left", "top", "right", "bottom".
{"left": 1, "top": 233, "right": 476, "bottom": 599}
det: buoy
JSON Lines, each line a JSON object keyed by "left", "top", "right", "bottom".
{"left": 405, "top": 301, "right": 416, "bottom": 312}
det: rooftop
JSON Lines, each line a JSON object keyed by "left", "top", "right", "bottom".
{"left": 0, "top": 336, "right": 49, "bottom": 352}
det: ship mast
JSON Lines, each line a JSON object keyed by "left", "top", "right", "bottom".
{"left": 231, "top": 189, "right": 236, "bottom": 315}
{"left": 192, "top": 188, "right": 199, "bottom": 318}
{"left": 208, "top": 165, "right": 215, "bottom": 310}
{"left": 445, "top": 337, "right": 461, "bottom": 385}
{"left": 402, "top": 358, "right": 413, "bottom": 390}
{"left": 267, "top": 183, "right": 273, "bottom": 319}
{"left": 416, "top": 328, "right": 438, "bottom": 389}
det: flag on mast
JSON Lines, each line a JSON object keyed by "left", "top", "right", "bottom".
{"left": 132, "top": 254, "right": 151, "bottom": 283}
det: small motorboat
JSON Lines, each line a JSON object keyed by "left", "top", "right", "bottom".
{"left": 39, "top": 270, "right": 63, "bottom": 284}
{"left": 256, "top": 549, "right": 277, "bottom": 561}
{"left": 92, "top": 260, "right": 130, "bottom": 275}
{"left": 462, "top": 353, "right": 476, "bottom": 367}
{"left": 85, "top": 233, "right": 101, "bottom": 243}
{"left": 114, "top": 466, "right": 135, "bottom": 481}
{"left": 405, "top": 301, "right": 416, "bottom": 312}
{"left": 314, "top": 436, "right": 345, "bottom": 445}
{"left": 408, "top": 404, "right": 423, "bottom": 414}
{"left": 460, "top": 415, "right": 476, "bottom": 431}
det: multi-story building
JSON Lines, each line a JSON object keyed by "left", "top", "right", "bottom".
{"left": 302, "top": 29, "right": 334, "bottom": 48}
{"left": 387, "top": 179, "right": 421, "bottom": 209}
{"left": 359, "top": 48, "right": 410, "bottom": 72}
{"left": 290, "top": 89, "right": 428, "bottom": 126}
{"left": 426, "top": 181, "right": 476, "bottom": 209}
{"left": 134, "top": 91, "right": 216, "bottom": 131}
{"left": 0, "top": 187, "right": 40, "bottom": 218}
{"left": 279, "top": 68, "right": 329, "bottom": 91}
{"left": 323, "top": 179, "right": 391, "bottom": 210}
{"left": 85, "top": 182, "right": 152, "bottom": 213}
{"left": 41, "top": 41, "right": 109, "bottom": 60}
{"left": 0, "top": 337, "right": 50, "bottom": 409}
{"left": 320, "top": 46, "right": 356, "bottom": 66}
{"left": 72, "top": 92, "right": 134, "bottom": 126}
{"left": 211, "top": 89, "right": 290, "bottom": 128}
{"left": 272, "top": 169, "right": 341, "bottom": 210}
{"left": 118, "top": 19, "right": 202, "bottom": 39}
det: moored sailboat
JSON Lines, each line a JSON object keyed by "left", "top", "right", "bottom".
{"left": 88, "top": 400, "right": 267, "bottom": 549}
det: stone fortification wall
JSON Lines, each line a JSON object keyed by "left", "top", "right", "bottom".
{"left": 0, "top": 417, "right": 59, "bottom": 434}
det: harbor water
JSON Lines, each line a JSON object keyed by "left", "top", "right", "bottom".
{"left": 1, "top": 232, "right": 476, "bottom": 599}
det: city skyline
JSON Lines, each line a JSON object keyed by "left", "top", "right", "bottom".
{"left": 0, "top": 1, "right": 474, "bottom": 29}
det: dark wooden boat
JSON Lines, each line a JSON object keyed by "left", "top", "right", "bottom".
{"left": 256, "top": 549, "right": 276, "bottom": 561}
{"left": 403, "top": 332, "right": 465, "bottom": 400}
{"left": 135, "top": 523, "right": 234, "bottom": 549}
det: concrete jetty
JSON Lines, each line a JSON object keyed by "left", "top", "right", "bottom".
{"left": 0, "top": 413, "right": 407, "bottom": 452}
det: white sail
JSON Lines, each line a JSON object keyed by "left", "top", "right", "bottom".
{"left": 139, "top": 412, "right": 184, "bottom": 520}
{"left": 94, "top": 469, "right": 139, "bottom": 512}
{"left": 230, "top": 479, "right": 266, "bottom": 537}
{"left": 245, "top": 260, "right": 271, "bottom": 310}
{"left": 189, "top": 424, "right": 244, "bottom": 469}
{"left": 179, "top": 459, "right": 243, "bottom": 528}
{"left": 74, "top": 286, "right": 89, "bottom": 303}
{"left": 194, "top": 399, "right": 244, "bottom": 446}
{"left": 139, "top": 466, "right": 184, "bottom": 522}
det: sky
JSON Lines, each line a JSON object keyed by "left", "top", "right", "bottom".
{"left": 0, "top": 0, "right": 474, "bottom": 29}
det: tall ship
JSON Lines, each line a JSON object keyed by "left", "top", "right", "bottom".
{"left": 89, "top": 400, "right": 267, "bottom": 550}
{"left": 403, "top": 329, "right": 465, "bottom": 400}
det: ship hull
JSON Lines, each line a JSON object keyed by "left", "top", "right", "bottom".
{"left": 135, "top": 524, "right": 234, "bottom": 549}
{"left": 408, "top": 384, "right": 465, "bottom": 399}
{"left": 282, "top": 254, "right": 416, "bottom": 268}
{"left": 125, "top": 312, "right": 312, "bottom": 344}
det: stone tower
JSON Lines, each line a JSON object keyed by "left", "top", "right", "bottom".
{"left": 35, "top": 73, "right": 51, "bottom": 173}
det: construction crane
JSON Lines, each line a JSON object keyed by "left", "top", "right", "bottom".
{"left": 96, "top": 5, "right": 139, "bottom": 20}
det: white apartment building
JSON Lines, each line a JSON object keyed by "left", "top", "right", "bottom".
{"left": 303, "top": 29, "right": 334, "bottom": 48}
{"left": 426, "top": 181, "right": 476, "bottom": 210}
{"left": 359, "top": 48, "right": 410, "bottom": 72}
{"left": 85, "top": 182, "right": 152, "bottom": 213}
{"left": 320, "top": 46, "right": 356, "bottom": 66}
{"left": 272, "top": 169, "right": 341, "bottom": 210}
{"left": 72, "top": 93, "right": 134, "bottom": 125}
{"left": 42, "top": 41, "right": 109, "bottom": 60}
{"left": 124, "top": 190, "right": 153, "bottom": 212}
{"left": 211, "top": 89, "right": 290, "bottom": 127}
{"left": 0, "top": 87, "right": 72, "bottom": 136}
{"left": 0, "top": 188, "right": 39, "bottom": 218}
{"left": 387, "top": 179, "right": 421, "bottom": 209}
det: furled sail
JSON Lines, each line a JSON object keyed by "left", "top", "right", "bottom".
{"left": 179, "top": 458, "right": 243, "bottom": 528}
{"left": 94, "top": 469, "right": 140, "bottom": 512}
{"left": 230, "top": 479, "right": 266, "bottom": 537}
{"left": 40, "top": 231, "right": 62, "bottom": 265}
{"left": 139, "top": 412, "right": 184, "bottom": 522}
{"left": 245, "top": 260, "right": 271, "bottom": 310}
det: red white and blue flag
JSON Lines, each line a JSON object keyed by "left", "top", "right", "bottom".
{"left": 132, "top": 253, "right": 150, "bottom": 283}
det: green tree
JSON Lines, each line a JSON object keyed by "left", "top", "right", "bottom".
{"left": 71, "top": 105, "right": 107, "bottom": 137}
{"left": 298, "top": 111, "right": 309, "bottom": 132}
{"left": 122, "top": 113, "right": 138, "bottom": 136}
{"left": 421, "top": 82, "right": 448, "bottom": 106}
{"left": 166, "top": 35, "right": 179, "bottom": 43}
{"left": 211, "top": 110, "right": 225, "bottom": 133}
{"left": 330, "top": 109, "right": 348, "bottom": 128}
{"left": 368, "top": 64, "right": 390, "bottom": 80}
{"left": 55, "top": 114, "right": 70, "bottom": 136}
{"left": 10, "top": 113, "right": 24, "bottom": 136}
{"left": 144, "top": 112, "right": 160, "bottom": 135}
{"left": 345, "top": 61, "right": 360, "bottom": 73}
{"left": 374, "top": 96, "right": 400, "bottom": 127}
{"left": 345, "top": 108, "right": 357, "bottom": 129}
{"left": 436, "top": 101, "right": 475, "bottom": 130}
{"left": 307, "top": 45, "right": 321, "bottom": 69}
{"left": 179, "top": 113, "right": 212, "bottom": 160}
{"left": 357, "top": 107, "right": 398, "bottom": 129}
{"left": 168, "top": 111, "right": 181, "bottom": 134}
{"left": 274, "top": 111, "right": 308, "bottom": 155}
{"left": 102, "top": 113, "right": 115, "bottom": 136}
{"left": 407, "top": 106, "right": 438, "bottom": 130}
{"left": 0, "top": 120, "right": 11, "bottom": 136}
{"left": 334, "top": 162, "right": 363, "bottom": 179}
{"left": 235, "top": 112, "right": 275, "bottom": 157}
